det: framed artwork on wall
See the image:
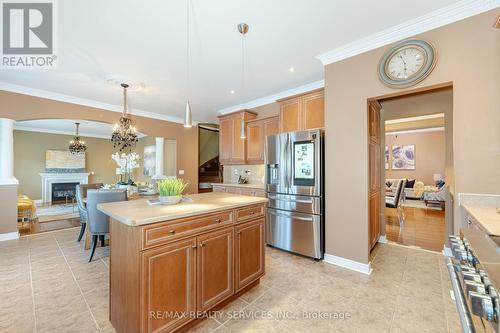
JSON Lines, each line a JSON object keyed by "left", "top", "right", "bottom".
{"left": 385, "top": 146, "right": 389, "bottom": 170}
{"left": 392, "top": 145, "right": 415, "bottom": 170}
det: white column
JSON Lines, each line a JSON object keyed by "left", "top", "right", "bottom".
{"left": 0, "top": 118, "right": 16, "bottom": 184}
{"left": 155, "top": 137, "right": 165, "bottom": 178}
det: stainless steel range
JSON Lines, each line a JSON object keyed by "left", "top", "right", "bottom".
{"left": 448, "top": 229, "right": 500, "bottom": 333}
{"left": 265, "top": 129, "right": 324, "bottom": 259}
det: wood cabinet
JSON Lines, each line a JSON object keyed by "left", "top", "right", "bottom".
{"left": 109, "top": 203, "right": 266, "bottom": 333}
{"left": 212, "top": 184, "right": 265, "bottom": 197}
{"left": 278, "top": 89, "right": 324, "bottom": 133}
{"left": 197, "top": 228, "right": 234, "bottom": 312}
{"left": 235, "top": 218, "right": 264, "bottom": 291}
{"left": 368, "top": 101, "right": 382, "bottom": 250}
{"left": 245, "top": 116, "right": 279, "bottom": 164}
{"left": 218, "top": 110, "right": 257, "bottom": 165}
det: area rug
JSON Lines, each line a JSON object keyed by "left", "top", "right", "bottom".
{"left": 36, "top": 204, "right": 79, "bottom": 223}
{"left": 402, "top": 199, "right": 442, "bottom": 211}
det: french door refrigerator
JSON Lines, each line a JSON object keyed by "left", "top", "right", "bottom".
{"left": 265, "top": 129, "right": 324, "bottom": 259}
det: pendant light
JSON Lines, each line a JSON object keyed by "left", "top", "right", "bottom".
{"left": 183, "top": 0, "right": 193, "bottom": 128}
{"left": 69, "top": 122, "right": 87, "bottom": 155}
{"left": 238, "top": 23, "right": 249, "bottom": 139}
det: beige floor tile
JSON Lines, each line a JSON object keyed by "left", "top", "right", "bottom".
{"left": 189, "top": 318, "right": 224, "bottom": 333}
{"left": 214, "top": 297, "right": 250, "bottom": 324}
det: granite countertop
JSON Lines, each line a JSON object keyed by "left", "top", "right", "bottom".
{"left": 211, "top": 183, "right": 265, "bottom": 190}
{"left": 98, "top": 192, "right": 268, "bottom": 226}
{"left": 462, "top": 204, "right": 500, "bottom": 236}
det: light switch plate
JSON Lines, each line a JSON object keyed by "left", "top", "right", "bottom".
{"left": 178, "top": 170, "right": 185, "bottom": 175}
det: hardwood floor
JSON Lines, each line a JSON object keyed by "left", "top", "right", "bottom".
{"left": 385, "top": 206, "right": 445, "bottom": 252}
{"left": 18, "top": 217, "right": 81, "bottom": 236}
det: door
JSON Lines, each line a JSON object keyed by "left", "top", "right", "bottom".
{"left": 197, "top": 227, "right": 234, "bottom": 312}
{"left": 231, "top": 114, "right": 246, "bottom": 164}
{"left": 235, "top": 218, "right": 265, "bottom": 291}
{"left": 303, "top": 91, "right": 325, "bottom": 130}
{"left": 368, "top": 101, "right": 382, "bottom": 250}
{"left": 219, "top": 117, "right": 233, "bottom": 164}
{"left": 265, "top": 133, "right": 288, "bottom": 195}
{"left": 141, "top": 238, "right": 196, "bottom": 333}
{"left": 246, "top": 121, "right": 264, "bottom": 163}
{"left": 266, "top": 208, "right": 322, "bottom": 259}
{"left": 280, "top": 97, "right": 302, "bottom": 133}
{"left": 287, "top": 129, "right": 322, "bottom": 197}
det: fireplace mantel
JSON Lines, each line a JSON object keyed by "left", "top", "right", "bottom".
{"left": 40, "top": 173, "right": 90, "bottom": 204}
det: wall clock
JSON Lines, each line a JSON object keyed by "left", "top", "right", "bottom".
{"left": 378, "top": 39, "right": 436, "bottom": 89}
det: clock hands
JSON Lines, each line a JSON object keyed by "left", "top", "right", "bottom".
{"left": 399, "top": 54, "right": 407, "bottom": 76}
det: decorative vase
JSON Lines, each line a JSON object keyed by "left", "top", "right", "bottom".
{"left": 159, "top": 195, "right": 182, "bottom": 205}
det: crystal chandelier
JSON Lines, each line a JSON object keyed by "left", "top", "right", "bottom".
{"left": 111, "top": 83, "right": 138, "bottom": 151}
{"left": 69, "top": 122, "right": 87, "bottom": 155}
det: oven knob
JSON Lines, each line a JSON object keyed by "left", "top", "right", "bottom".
{"left": 465, "top": 280, "right": 486, "bottom": 294}
{"left": 449, "top": 235, "right": 461, "bottom": 241}
{"left": 462, "top": 272, "right": 483, "bottom": 283}
{"left": 451, "top": 243, "right": 466, "bottom": 252}
{"left": 460, "top": 265, "right": 477, "bottom": 273}
{"left": 454, "top": 250, "right": 469, "bottom": 261}
{"left": 469, "top": 292, "right": 495, "bottom": 321}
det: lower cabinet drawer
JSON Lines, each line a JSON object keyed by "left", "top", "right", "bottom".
{"left": 236, "top": 204, "right": 265, "bottom": 223}
{"left": 142, "top": 211, "right": 233, "bottom": 249}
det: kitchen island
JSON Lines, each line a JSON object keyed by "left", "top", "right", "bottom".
{"left": 98, "top": 192, "right": 268, "bottom": 333}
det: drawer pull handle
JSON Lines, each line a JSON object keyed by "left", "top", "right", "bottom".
{"left": 199, "top": 243, "right": 205, "bottom": 248}
{"left": 169, "top": 230, "right": 176, "bottom": 234}
{"left": 250, "top": 211, "right": 255, "bottom": 215}
{"left": 215, "top": 218, "right": 221, "bottom": 223}
{"left": 192, "top": 245, "right": 197, "bottom": 249}
{"left": 237, "top": 231, "right": 241, "bottom": 235}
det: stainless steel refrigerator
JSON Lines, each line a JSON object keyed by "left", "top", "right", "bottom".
{"left": 265, "top": 129, "right": 324, "bottom": 259}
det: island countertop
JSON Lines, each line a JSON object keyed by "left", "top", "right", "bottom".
{"left": 97, "top": 192, "right": 268, "bottom": 226}
{"left": 462, "top": 204, "right": 500, "bottom": 236}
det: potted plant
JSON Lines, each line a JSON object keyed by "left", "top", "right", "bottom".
{"left": 157, "top": 178, "right": 189, "bottom": 205}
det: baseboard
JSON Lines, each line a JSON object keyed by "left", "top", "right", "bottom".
{"left": 378, "top": 235, "right": 388, "bottom": 244}
{"left": 324, "top": 253, "right": 372, "bottom": 275}
{"left": 0, "top": 231, "right": 19, "bottom": 241}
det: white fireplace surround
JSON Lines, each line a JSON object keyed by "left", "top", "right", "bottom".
{"left": 40, "top": 173, "right": 90, "bottom": 204}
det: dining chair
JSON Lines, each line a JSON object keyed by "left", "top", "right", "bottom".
{"left": 75, "top": 183, "right": 103, "bottom": 242}
{"left": 86, "top": 189, "right": 127, "bottom": 262}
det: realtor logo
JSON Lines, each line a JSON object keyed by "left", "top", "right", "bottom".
{"left": 1, "top": 0, "right": 57, "bottom": 68}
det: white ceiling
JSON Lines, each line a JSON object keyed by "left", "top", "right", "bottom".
{"left": 0, "top": 0, "right": 465, "bottom": 123}
{"left": 15, "top": 119, "right": 146, "bottom": 138}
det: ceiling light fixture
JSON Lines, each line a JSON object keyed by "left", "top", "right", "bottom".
{"left": 230, "top": 90, "right": 235, "bottom": 94}
{"left": 238, "top": 22, "right": 249, "bottom": 139}
{"left": 289, "top": 67, "right": 295, "bottom": 72}
{"left": 183, "top": 0, "right": 193, "bottom": 128}
{"left": 111, "top": 83, "right": 139, "bottom": 151}
{"left": 69, "top": 122, "right": 87, "bottom": 155}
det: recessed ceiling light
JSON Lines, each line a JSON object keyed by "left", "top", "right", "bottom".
{"left": 230, "top": 90, "right": 235, "bottom": 94}
{"left": 289, "top": 67, "right": 295, "bottom": 72}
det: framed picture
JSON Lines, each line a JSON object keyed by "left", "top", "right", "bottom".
{"left": 392, "top": 145, "right": 415, "bottom": 170}
{"left": 385, "top": 146, "right": 389, "bottom": 170}
{"left": 143, "top": 144, "right": 156, "bottom": 177}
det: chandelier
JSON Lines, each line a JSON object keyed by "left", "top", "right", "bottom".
{"left": 111, "top": 83, "right": 138, "bottom": 151}
{"left": 69, "top": 122, "right": 87, "bottom": 155}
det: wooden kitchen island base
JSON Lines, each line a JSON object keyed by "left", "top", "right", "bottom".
{"left": 99, "top": 193, "right": 267, "bottom": 333}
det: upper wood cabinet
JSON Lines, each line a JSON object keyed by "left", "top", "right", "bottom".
{"left": 278, "top": 89, "right": 324, "bottom": 133}
{"left": 245, "top": 116, "right": 279, "bottom": 164}
{"left": 218, "top": 111, "right": 257, "bottom": 165}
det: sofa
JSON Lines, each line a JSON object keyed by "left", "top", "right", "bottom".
{"left": 386, "top": 178, "right": 425, "bottom": 199}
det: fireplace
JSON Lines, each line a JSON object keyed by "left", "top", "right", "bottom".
{"left": 51, "top": 182, "right": 79, "bottom": 203}
{"left": 40, "top": 172, "right": 89, "bottom": 204}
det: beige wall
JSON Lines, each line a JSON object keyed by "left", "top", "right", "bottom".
{"left": 14, "top": 130, "right": 118, "bottom": 199}
{"left": 385, "top": 131, "right": 445, "bottom": 185}
{"left": 0, "top": 91, "right": 199, "bottom": 194}
{"left": 325, "top": 10, "right": 499, "bottom": 264}
{"left": 0, "top": 185, "right": 17, "bottom": 234}
{"left": 133, "top": 136, "right": 176, "bottom": 183}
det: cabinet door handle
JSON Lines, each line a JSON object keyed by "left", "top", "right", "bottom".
{"left": 236, "top": 231, "right": 241, "bottom": 235}
{"left": 199, "top": 243, "right": 205, "bottom": 248}
{"left": 192, "top": 245, "right": 197, "bottom": 249}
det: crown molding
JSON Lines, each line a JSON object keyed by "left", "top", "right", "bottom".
{"left": 316, "top": 0, "right": 500, "bottom": 65}
{"left": 0, "top": 82, "right": 195, "bottom": 125}
{"left": 385, "top": 113, "right": 444, "bottom": 124}
{"left": 217, "top": 80, "right": 324, "bottom": 115}
{"left": 13, "top": 124, "right": 145, "bottom": 139}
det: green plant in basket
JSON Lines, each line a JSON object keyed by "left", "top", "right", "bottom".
{"left": 157, "top": 178, "right": 188, "bottom": 197}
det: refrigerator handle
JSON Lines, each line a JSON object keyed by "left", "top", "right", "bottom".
{"left": 287, "top": 135, "right": 293, "bottom": 190}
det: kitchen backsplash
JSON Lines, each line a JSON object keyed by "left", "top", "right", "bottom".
{"left": 223, "top": 165, "right": 265, "bottom": 184}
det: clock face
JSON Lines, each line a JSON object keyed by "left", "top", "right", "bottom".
{"left": 386, "top": 46, "right": 427, "bottom": 81}
{"left": 378, "top": 39, "right": 436, "bottom": 89}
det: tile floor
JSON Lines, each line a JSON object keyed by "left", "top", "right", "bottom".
{"left": 0, "top": 227, "right": 461, "bottom": 333}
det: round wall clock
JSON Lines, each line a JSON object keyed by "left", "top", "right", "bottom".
{"left": 378, "top": 39, "right": 436, "bottom": 89}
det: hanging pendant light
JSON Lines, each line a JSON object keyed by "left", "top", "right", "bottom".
{"left": 69, "top": 122, "right": 87, "bottom": 155}
{"left": 238, "top": 23, "right": 249, "bottom": 139}
{"left": 111, "top": 83, "right": 139, "bottom": 151}
{"left": 183, "top": 0, "right": 193, "bottom": 128}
